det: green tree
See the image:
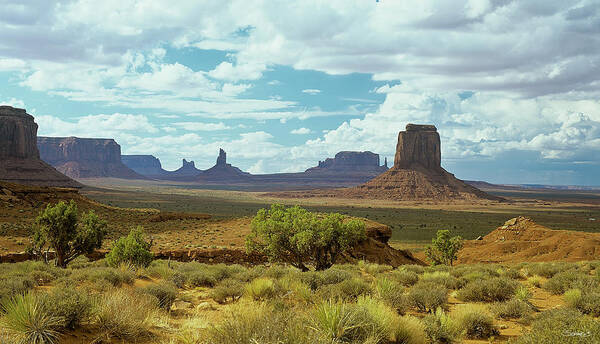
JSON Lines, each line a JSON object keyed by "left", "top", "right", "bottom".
{"left": 105, "top": 227, "right": 153, "bottom": 268}
{"left": 425, "top": 230, "right": 463, "bottom": 266}
{"left": 31, "top": 200, "right": 107, "bottom": 268}
{"left": 246, "top": 204, "right": 366, "bottom": 271}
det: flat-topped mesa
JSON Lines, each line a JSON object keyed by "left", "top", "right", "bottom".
{"left": 394, "top": 123, "right": 441, "bottom": 171}
{"left": 37, "top": 136, "right": 145, "bottom": 179}
{"left": 121, "top": 155, "right": 166, "bottom": 176}
{"left": 306, "top": 151, "right": 388, "bottom": 173}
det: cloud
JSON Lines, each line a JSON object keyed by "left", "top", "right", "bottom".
{"left": 290, "top": 127, "right": 312, "bottom": 135}
{"left": 36, "top": 113, "right": 159, "bottom": 138}
{"left": 301, "top": 89, "right": 321, "bottom": 95}
{"left": 173, "top": 122, "right": 231, "bottom": 131}
{"left": 0, "top": 98, "right": 25, "bottom": 108}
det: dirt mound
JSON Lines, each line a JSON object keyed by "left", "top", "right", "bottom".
{"left": 459, "top": 216, "right": 600, "bottom": 263}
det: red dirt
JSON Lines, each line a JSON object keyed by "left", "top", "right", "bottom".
{"left": 459, "top": 216, "right": 600, "bottom": 263}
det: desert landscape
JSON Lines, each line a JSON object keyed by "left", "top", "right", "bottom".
{"left": 1, "top": 2, "right": 600, "bottom": 344}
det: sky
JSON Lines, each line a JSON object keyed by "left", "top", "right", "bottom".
{"left": 1, "top": 0, "right": 599, "bottom": 186}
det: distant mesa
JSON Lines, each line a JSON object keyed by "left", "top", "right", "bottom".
{"left": 305, "top": 151, "right": 388, "bottom": 174}
{"left": 199, "top": 148, "right": 251, "bottom": 182}
{"left": 0, "top": 106, "right": 80, "bottom": 188}
{"left": 333, "top": 124, "right": 502, "bottom": 201}
{"left": 38, "top": 136, "right": 146, "bottom": 179}
{"left": 170, "top": 158, "right": 202, "bottom": 178}
{"left": 121, "top": 155, "right": 166, "bottom": 177}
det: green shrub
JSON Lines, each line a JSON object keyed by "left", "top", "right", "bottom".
{"left": 246, "top": 204, "right": 366, "bottom": 271}
{"left": 95, "top": 289, "right": 158, "bottom": 340}
{"left": 425, "top": 230, "right": 463, "bottom": 266}
{"left": 453, "top": 305, "right": 498, "bottom": 339}
{"left": 359, "top": 261, "right": 393, "bottom": 275}
{"left": 420, "top": 271, "right": 462, "bottom": 289}
{"left": 527, "top": 275, "right": 543, "bottom": 288}
{"left": 70, "top": 267, "right": 135, "bottom": 287}
{"left": 317, "top": 277, "right": 371, "bottom": 301}
{"left": 408, "top": 282, "right": 447, "bottom": 313}
{"left": 187, "top": 270, "right": 217, "bottom": 288}
{"left": 543, "top": 270, "right": 598, "bottom": 295}
{"left": 310, "top": 300, "right": 362, "bottom": 342}
{"left": 393, "top": 316, "right": 427, "bottom": 344}
{"left": 525, "top": 262, "right": 571, "bottom": 279}
{"left": 513, "top": 308, "right": 600, "bottom": 344}
{"left": 0, "top": 292, "right": 63, "bottom": 344}
{"left": 456, "top": 277, "right": 518, "bottom": 302}
{"left": 564, "top": 288, "right": 600, "bottom": 317}
{"left": 42, "top": 288, "right": 93, "bottom": 330}
{"left": 245, "top": 278, "right": 278, "bottom": 301}
{"left": 490, "top": 299, "right": 534, "bottom": 319}
{"left": 352, "top": 296, "right": 400, "bottom": 342}
{"left": 210, "top": 279, "right": 244, "bottom": 304}
{"left": 105, "top": 227, "right": 153, "bottom": 268}
{"left": 207, "top": 303, "right": 317, "bottom": 344}
{"left": 374, "top": 277, "right": 409, "bottom": 314}
{"left": 141, "top": 281, "right": 178, "bottom": 310}
{"left": 0, "top": 276, "right": 37, "bottom": 301}
{"left": 390, "top": 269, "right": 419, "bottom": 287}
{"left": 423, "top": 308, "right": 461, "bottom": 344}
{"left": 300, "top": 269, "right": 353, "bottom": 290}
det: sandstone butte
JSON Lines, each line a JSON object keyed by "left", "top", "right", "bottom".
{"left": 336, "top": 124, "right": 503, "bottom": 201}
{"left": 37, "top": 136, "right": 145, "bottom": 179}
{"left": 0, "top": 106, "right": 80, "bottom": 188}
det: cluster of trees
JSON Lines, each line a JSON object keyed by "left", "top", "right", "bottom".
{"left": 29, "top": 201, "right": 153, "bottom": 269}
{"left": 28, "top": 201, "right": 463, "bottom": 270}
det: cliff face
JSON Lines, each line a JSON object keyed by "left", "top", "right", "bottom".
{"left": 121, "top": 155, "right": 166, "bottom": 176}
{"left": 306, "top": 151, "right": 387, "bottom": 173}
{"left": 199, "top": 148, "right": 250, "bottom": 181}
{"left": 0, "top": 107, "right": 80, "bottom": 188}
{"left": 0, "top": 106, "right": 39, "bottom": 159}
{"left": 394, "top": 124, "right": 441, "bottom": 171}
{"left": 38, "top": 137, "right": 145, "bottom": 179}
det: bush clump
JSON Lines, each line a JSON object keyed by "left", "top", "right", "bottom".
{"left": 245, "top": 278, "right": 278, "bottom": 301}
{"left": 41, "top": 288, "right": 94, "bottom": 330}
{"left": 513, "top": 308, "right": 600, "bottom": 344}
{"left": 408, "top": 282, "right": 447, "bottom": 313}
{"left": 210, "top": 279, "right": 244, "bottom": 304}
{"left": 490, "top": 299, "right": 534, "bottom": 319}
{"left": 389, "top": 269, "right": 419, "bottom": 287}
{"left": 423, "top": 308, "right": 461, "bottom": 344}
{"left": 140, "top": 281, "right": 178, "bottom": 310}
{"left": 105, "top": 227, "right": 153, "bottom": 268}
{"left": 95, "top": 289, "right": 158, "bottom": 340}
{"left": 542, "top": 270, "right": 598, "bottom": 295}
{"left": 453, "top": 305, "right": 498, "bottom": 339}
{"left": 564, "top": 288, "right": 600, "bottom": 316}
{"left": 457, "top": 277, "right": 518, "bottom": 302}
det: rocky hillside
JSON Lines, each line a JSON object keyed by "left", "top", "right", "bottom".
{"left": 121, "top": 155, "right": 167, "bottom": 177}
{"left": 0, "top": 106, "right": 80, "bottom": 188}
{"left": 38, "top": 136, "right": 145, "bottom": 179}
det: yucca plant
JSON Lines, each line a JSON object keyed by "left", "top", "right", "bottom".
{"left": 310, "top": 300, "right": 362, "bottom": 342}
{"left": 0, "top": 292, "right": 63, "bottom": 344}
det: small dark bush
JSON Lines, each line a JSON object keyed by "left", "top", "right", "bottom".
{"left": 390, "top": 269, "right": 419, "bottom": 287}
{"left": 316, "top": 278, "right": 371, "bottom": 301}
{"left": 106, "top": 227, "right": 153, "bottom": 268}
{"left": 454, "top": 305, "right": 498, "bottom": 339}
{"left": 187, "top": 270, "right": 218, "bottom": 287}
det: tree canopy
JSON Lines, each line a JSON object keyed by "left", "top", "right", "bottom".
{"left": 246, "top": 204, "right": 366, "bottom": 271}
{"left": 425, "top": 229, "right": 463, "bottom": 266}
{"left": 31, "top": 200, "right": 107, "bottom": 267}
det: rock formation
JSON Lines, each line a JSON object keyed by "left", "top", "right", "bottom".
{"left": 199, "top": 148, "right": 251, "bottom": 181}
{"left": 38, "top": 137, "right": 145, "bottom": 179}
{"left": 305, "top": 151, "right": 388, "bottom": 174}
{"left": 0, "top": 106, "right": 80, "bottom": 188}
{"left": 169, "top": 159, "right": 202, "bottom": 178}
{"left": 121, "top": 155, "right": 167, "bottom": 177}
{"left": 336, "top": 124, "right": 502, "bottom": 201}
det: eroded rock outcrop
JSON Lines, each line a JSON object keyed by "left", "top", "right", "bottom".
{"left": 199, "top": 148, "right": 251, "bottom": 182}
{"left": 121, "top": 155, "right": 167, "bottom": 177}
{"left": 334, "top": 124, "right": 501, "bottom": 201}
{"left": 0, "top": 106, "right": 80, "bottom": 188}
{"left": 38, "top": 137, "right": 145, "bottom": 179}
{"left": 169, "top": 159, "right": 202, "bottom": 178}
{"left": 306, "top": 151, "right": 388, "bottom": 173}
